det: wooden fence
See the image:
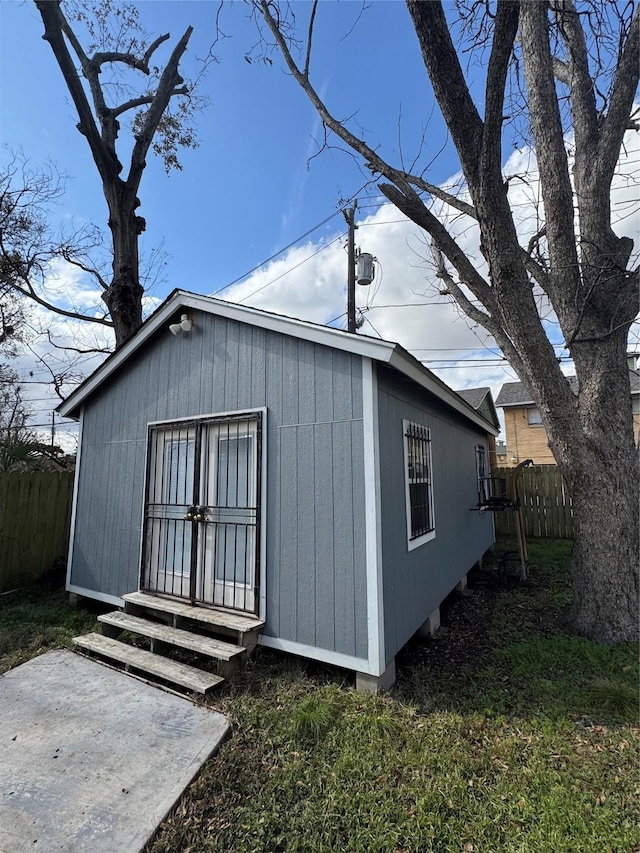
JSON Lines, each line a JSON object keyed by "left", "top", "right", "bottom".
{"left": 0, "top": 472, "right": 75, "bottom": 590}
{"left": 491, "top": 465, "right": 573, "bottom": 539}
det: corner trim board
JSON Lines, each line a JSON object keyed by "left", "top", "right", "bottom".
{"left": 362, "top": 358, "right": 386, "bottom": 676}
{"left": 65, "top": 406, "right": 84, "bottom": 593}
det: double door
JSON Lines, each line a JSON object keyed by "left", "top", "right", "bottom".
{"left": 142, "top": 413, "right": 261, "bottom": 613}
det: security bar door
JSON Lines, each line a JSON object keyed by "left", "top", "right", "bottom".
{"left": 142, "top": 413, "right": 261, "bottom": 613}
{"left": 199, "top": 418, "right": 258, "bottom": 612}
{"left": 143, "top": 423, "right": 197, "bottom": 600}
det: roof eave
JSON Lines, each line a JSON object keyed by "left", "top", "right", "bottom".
{"left": 496, "top": 400, "right": 536, "bottom": 409}
{"left": 58, "top": 290, "right": 396, "bottom": 419}
{"left": 388, "top": 349, "right": 499, "bottom": 436}
{"left": 58, "top": 289, "right": 498, "bottom": 436}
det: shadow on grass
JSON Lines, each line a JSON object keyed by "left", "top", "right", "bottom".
{"left": 217, "top": 538, "right": 637, "bottom": 729}
{"left": 394, "top": 539, "right": 637, "bottom": 727}
{"left": 0, "top": 583, "right": 103, "bottom": 674}
{"left": 148, "top": 538, "right": 639, "bottom": 853}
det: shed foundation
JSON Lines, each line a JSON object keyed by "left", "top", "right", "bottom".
{"left": 355, "top": 660, "right": 396, "bottom": 694}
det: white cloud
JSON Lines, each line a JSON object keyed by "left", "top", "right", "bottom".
{"left": 10, "top": 127, "right": 638, "bottom": 449}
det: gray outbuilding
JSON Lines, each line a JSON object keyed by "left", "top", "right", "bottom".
{"left": 59, "top": 290, "right": 497, "bottom": 690}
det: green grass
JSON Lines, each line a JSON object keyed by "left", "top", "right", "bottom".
{"left": 143, "top": 539, "right": 638, "bottom": 853}
{"left": 1, "top": 541, "right": 638, "bottom": 852}
{"left": 0, "top": 585, "right": 100, "bottom": 673}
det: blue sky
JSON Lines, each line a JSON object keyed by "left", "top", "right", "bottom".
{"left": 2, "top": 1, "right": 446, "bottom": 290}
{"left": 1, "top": 1, "right": 638, "bottom": 446}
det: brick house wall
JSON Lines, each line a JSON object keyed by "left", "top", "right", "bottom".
{"left": 503, "top": 406, "right": 640, "bottom": 467}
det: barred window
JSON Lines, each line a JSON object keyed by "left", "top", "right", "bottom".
{"left": 476, "top": 444, "right": 489, "bottom": 504}
{"left": 403, "top": 420, "right": 435, "bottom": 549}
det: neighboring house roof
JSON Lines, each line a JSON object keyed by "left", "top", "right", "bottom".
{"left": 496, "top": 371, "right": 640, "bottom": 408}
{"left": 455, "top": 386, "right": 500, "bottom": 431}
{"left": 58, "top": 289, "right": 499, "bottom": 435}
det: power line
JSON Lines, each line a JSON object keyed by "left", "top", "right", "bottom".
{"left": 210, "top": 179, "right": 380, "bottom": 298}
{"left": 237, "top": 235, "right": 343, "bottom": 304}
{"left": 212, "top": 208, "right": 344, "bottom": 296}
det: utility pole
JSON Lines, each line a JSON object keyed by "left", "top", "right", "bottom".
{"left": 343, "top": 201, "right": 357, "bottom": 333}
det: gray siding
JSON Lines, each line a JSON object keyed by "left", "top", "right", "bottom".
{"left": 72, "top": 310, "right": 367, "bottom": 660}
{"left": 376, "top": 365, "right": 494, "bottom": 664}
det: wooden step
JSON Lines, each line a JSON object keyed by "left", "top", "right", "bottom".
{"left": 73, "top": 633, "right": 224, "bottom": 695}
{"left": 122, "top": 591, "right": 264, "bottom": 634}
{"left": 98, "top": 611, "right": 246, "bottom": 662}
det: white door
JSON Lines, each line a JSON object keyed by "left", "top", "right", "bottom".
{"left": 143, "top": 424, "right": 196, "bottom": 599}
{"left": 198, "top": 419, "right": 257, "bottom": 612}
{"left": 142, "top": 414, "right": 260, "bottom": 613}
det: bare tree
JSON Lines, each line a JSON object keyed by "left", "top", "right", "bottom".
{"left": 0, "top": 154, "right": 115, "bottom": 337}
{"left": 33, "top": 0, "right": 199, "bottom": 346}
{"left": 0, "top": 363, "right": 30, "bottom": 441}
{"left": 257, "top": 0, "right": 639, "bottom": 643}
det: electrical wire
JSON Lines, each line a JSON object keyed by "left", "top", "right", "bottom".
{"left": 237, "top": 235, "right": 343, "bottom": 304}
{"left": 211, "top": 208, "right": 343, "bottom": 296}
{"left": 211, "top": 179, "right": 381, "bottom": 297}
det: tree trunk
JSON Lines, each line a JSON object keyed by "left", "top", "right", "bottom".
{"left": 548, "top": 332, "right": 640, "bottom": 644}
{"left": 563, "top": 449, "right": 639, "bottom": 643}
{"left": 101, "top": 186, "right": 144, "bottom": 347}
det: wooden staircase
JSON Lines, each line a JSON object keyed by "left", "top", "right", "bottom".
{"left": 73, "top": 591, "right": 264, "bottom": 696}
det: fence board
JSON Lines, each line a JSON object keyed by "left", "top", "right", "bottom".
{"left": 492, "top": 465, "right": 573, "bottom": 539}
{"left": 0, "top": 472, "right": 74, "bottom": 589}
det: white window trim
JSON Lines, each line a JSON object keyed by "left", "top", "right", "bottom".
{"left": 402, "top": 419, "right": 436, "bottom": 551}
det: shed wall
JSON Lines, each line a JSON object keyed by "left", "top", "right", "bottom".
{"left": 72, "top": 310, "right": 367, "bottom": 659}
{"left": 376, "top": 365, "right": 494, "bottom": 664}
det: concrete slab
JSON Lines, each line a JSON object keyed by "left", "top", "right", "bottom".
{"left": 0, "top": 650, "right": 230, "bottom": 853}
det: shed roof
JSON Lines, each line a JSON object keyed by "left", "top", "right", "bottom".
{"left": 455, "top": 386, "right": 500, "bottom": 430}
{"left": 58, "top": 289, "right": 499, "bottom": 435}
{"left": 496, "top": 371, "right": 640, "bottom": 408}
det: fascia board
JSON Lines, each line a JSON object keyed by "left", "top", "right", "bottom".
{"left": 497, "top": 400, "right": 536, "bottom": 409}
{"left": 58, "top": 294, "right": 184, "bottom": 418}
{"left": 58, "top": 288, "right": 498, "bottom": 436}
{"left": 388, "top": 349, "right": 500, "bottom": 436}
{"left": 58, "top": 290, "right": 396, "bottom": 418}
{"left": 178, "top": 293, "right": 395, "bottom": 360}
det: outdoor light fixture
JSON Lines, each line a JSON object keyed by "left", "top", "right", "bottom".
{"left": 169, "top": 314, "right": 194, "bottom": 336}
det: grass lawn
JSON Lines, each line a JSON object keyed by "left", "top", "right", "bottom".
{"left": 1, "top": 540, "right": 638, "bottom": 852}
{"left": 0, "top": 585, "right": 100, "bottom": 674}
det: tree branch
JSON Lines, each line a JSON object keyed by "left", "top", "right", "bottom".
{"left": 596, "top": 7, "right": 640, "bottom": 192}
{"left": 552, "top": 56, "right": 571, "bottom": 85}
{"left": 551, "top": 1, "right": 599, "bottom": 155}
{"left": 92, "top": 33, "right": 171, "bottom": 73}
{"left": 259, "top": 0, "right": 480, "bottom": 223}
{"left": 431, "top": 243, "right": 526, "bottom": 379}
{"left": 9, "top": 279, "right": 113, "bottom": 327}
{"left": 60, "top": 252, "right": 109, "bottom": 290}
{"left": 519, "top": 1, "right": 582, "bottom": 329}
{"left": 112, "top": 87, "right": 189, "bottom": 119}
{"left": 378, "top": 181, "right": 498, "bottom": 314}
{"left": 406, "top": 0, "right": 484, "bottom": 182}
{"left": 304, "top": 1, "right": 318, "bottom": 79}
{"left": 127, "top": 26, "right": 193, "bottom": 193}
{"left": 46, "top": 329, "right": 111, "bottom": 356}
{"left": 35, "top": 1, "right": 118, "bottom": 182}
{"left": 481, "top": 1, "right": 520, "bottom": 182}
